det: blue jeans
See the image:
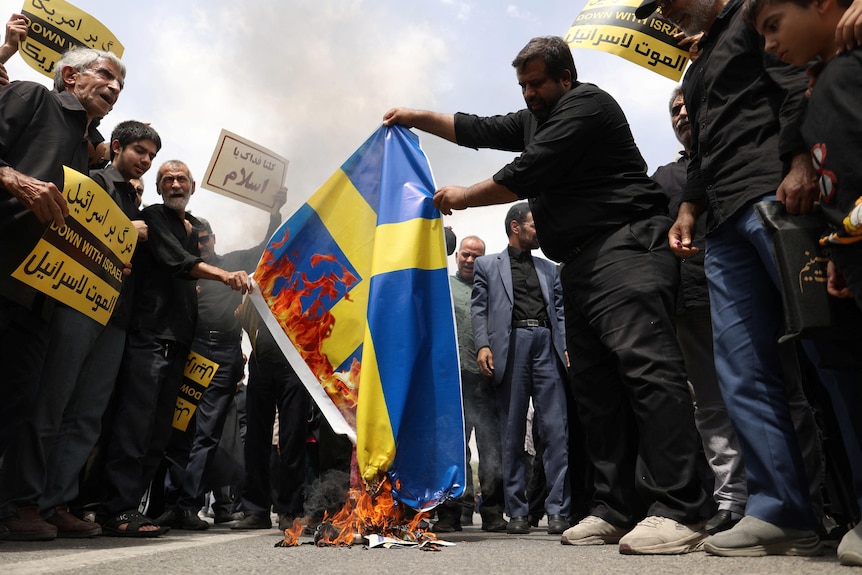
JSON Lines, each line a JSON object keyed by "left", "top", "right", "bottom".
{"left": 705, "top": 198, "right": 857, "bottom": 529}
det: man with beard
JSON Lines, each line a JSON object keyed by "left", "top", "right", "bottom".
{"left": 652, "top": 87, "right": 746, "bottom": 536}
{"left": 0, "top": 121, "right": 159, "bottom": 541}
{"left": 95, "top": 160, "right": 251, "bottom": 537}
{"left": 640, "top": 0, "right": 862, "bottom": 557}
{"left": 470, "top": 204, "right": 570, "bottom": 536}
{"left": 433, "top": 234, "right": 508, "bottom": 534}
{"left": 0, "top": 47, "right": 125, "bottom": 540}
{"left": 383, "top": 35, "right": 708, "bottom": 555}
{"left": 156, "top": 189, "right": 285, "bottom": 531}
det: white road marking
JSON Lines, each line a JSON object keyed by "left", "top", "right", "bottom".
{"left": 1, "top": 531, "right": 267, "bottom": 575}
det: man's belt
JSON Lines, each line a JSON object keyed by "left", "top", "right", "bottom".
{"left": 512, "top": 318, "right": 550, "bottom": 329}
{"left": 200, "top": 329, "right": 241, "bottom": 342}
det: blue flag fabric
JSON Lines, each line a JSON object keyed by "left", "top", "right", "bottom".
{"left": 251, "top": 125, "right": 465, "bottom": 510}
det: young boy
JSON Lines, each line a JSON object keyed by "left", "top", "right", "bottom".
{"left": 750, "top": 0, "right": 862, "bottom": 566}
{"left": 751, "top": 0, "right": 862, "bottom": 304}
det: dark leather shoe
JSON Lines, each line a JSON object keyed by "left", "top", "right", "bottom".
{"left": 704, "top": 509, "right": 740, "bottom": 535}
{"left": 157, "top": 508, "right": 209, "bottom": 531}
{"left": 0, "top": 506, "right": 57, "bottom": 541}
{"left": 507, "top": 516, "right": 530, "bottom": 534}
{"left": 232, "top": 513, "right": 272, "bottom": 530}
{"left": 482, "top": 516, "right": 508, "bottom": 532}
{"left": 46, "top": 506, "right": 101, "bottom": 538}
{"left": 432, "top": 517, "right": 462, "bottom": 533}
{"left": 214, "top": 511, "right": 243, "bottom": 524}
{"left": 547, "top": 514, "right": 569, "bottom": 535}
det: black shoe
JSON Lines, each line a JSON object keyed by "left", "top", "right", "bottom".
{"left": 547, "top": 514, "right": 568, "bottom": 535}
{"left": 481, "top": 516, "right": 508, "bottom": 532}
{"left": 231, "top": 514, "right": 272, "bottom": 530}
{"left": 507, "top": 516, "right": 530, "bottom": 534}
{"left": 213, "top": 511, "right": 243, "bottom": 525}
{"left": 155, "top": 508, "right": 209, "bottom": 531}
{"left": 432, "top": 517, "right": 462, "bottom": 533}
{"left": 704, "top": 509, "right": 740, "bottom": 535}
{"left": 528, "top": 514, "right": 542, "bottom": 527}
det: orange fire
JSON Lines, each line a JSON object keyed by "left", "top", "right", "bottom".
{"left": 255, "top": 231, "right": 360, "bottom": 426}
{"left": 279, "top": 519, "right": 305, "bottom": 547}
{"left": 276, "top": 476, "right": 434, "bottom": 548}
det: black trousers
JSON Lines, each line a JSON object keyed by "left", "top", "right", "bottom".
{"left": 97, "top": 331, "right": 188, "bottom": 518}
{"left": 560, "top": 215, "right": 707, "bottom": 527}
{"left": 240, "top": 357, "right": 309, "bottom": 517}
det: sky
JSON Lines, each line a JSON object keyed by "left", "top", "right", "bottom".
{"left": 4, "top": 0, "right": 684, "bottom": 269}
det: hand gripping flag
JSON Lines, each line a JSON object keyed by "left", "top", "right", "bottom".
{"left": 249, "top": 125, "right": 465, "bottom": 510}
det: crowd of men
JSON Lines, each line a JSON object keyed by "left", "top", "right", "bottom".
{"left": 383, "top": 0, "right": 862, "bottom": 566}
{"left": 0, "top": 14, "right": 315, "bottom": 540}
{"left": 1, "top": 0, "right": 862, "bottom": 569}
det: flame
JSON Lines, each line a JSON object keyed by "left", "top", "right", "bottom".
{"left": 277, "top": 519, "right": 305, "bottom": 547}
{"left": 255, "top": 230, "right": 359, "bottom": 426}
{"left": 297, "top": 476, "right": 434, "bottom": 547}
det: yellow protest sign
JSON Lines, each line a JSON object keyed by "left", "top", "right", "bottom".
{"left": 20, "top": 0, "right": 124, "bottom": 78}
{"left": 12, "top": 166, "right": 137, "bottom": 326}
{"left": 173, "top": 351, "right": 220, "bottom": 432}
{"left": 565, "top": 0, "right": 688, "bottom": 81}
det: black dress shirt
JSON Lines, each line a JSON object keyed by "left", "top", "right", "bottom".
{"left": 195, "top": 212, "right": 280, "bottom": 339}
{"left": 129, "top": 204, "right": 203, "bottom": 346}
{"left": 0, "top": 83, "right": 102, "bottom": 306}
{"left": 652, "top": 154, "right": 709, "bottom": 310}
{"left": 508, "top": 246, "right": 548, "bottom": 323}
{"left": 454, "top": 82, "right": 667, "bottom": 262}
{"left": 89, "top": 164, "right": 142, "bottom": 329}
{"left": 681, "top": 0, "right": 808, "bottom": 232}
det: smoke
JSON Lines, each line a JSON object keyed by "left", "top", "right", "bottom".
{"left": 304, "top": 468, "right": 350, "bottom": 519}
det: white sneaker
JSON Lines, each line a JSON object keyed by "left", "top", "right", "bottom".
{"left": 703, "top": 515, "right": 821, "bottom": 557}
{"left": 560, "top": 515, "right": 629, "bottom": 546}
{"left": 618, "top": 515, "right": 706, "bottom": 555}
{"left": 838, "top": 522, "right": 862, "bottom": 567}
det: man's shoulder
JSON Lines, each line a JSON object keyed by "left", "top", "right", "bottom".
{"left": 2, "top": 80, "right": 49, "bottom": 97}
{"left": 534, "top": 255, "right": 558, "bottom": 273}
{"left": 475, "top": 250, "right": 504, "bottom": 265}
{"left": 0, "top": 80, "right": 54, "bottom": 110}
{"left": 89, "top": 164, "right": 124, "bottom": 185}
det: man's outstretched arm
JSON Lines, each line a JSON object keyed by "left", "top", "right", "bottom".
{"left": 383, "top": 108, "right": 456, "bottom": 143}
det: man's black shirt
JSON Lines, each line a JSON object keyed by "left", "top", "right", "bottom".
{"left": 681, "top": 0, "right": 808, "bottom": 232}
{"left": 89, "top": 164, "right": 141, "bottom": 329}
{"left": 454, "top": 82, "right": 667, "bottom": 262}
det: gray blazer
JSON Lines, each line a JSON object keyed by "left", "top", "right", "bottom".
{"left": 470, "top": 250, "right": 566, "bottom": 385}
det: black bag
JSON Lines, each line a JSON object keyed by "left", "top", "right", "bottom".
{"left": 754, "top": 200, "right": 859, "bottom": 341}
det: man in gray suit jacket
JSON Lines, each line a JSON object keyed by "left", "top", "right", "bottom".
{"left": 471, "top": 203, "right": 570, "bottom": 536}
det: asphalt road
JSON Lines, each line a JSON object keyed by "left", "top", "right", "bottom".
{"left": 0, "top": 514, "right": 855, "bottom": 575}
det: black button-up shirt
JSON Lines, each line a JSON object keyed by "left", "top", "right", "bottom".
{"left": 0, "top": 82, "right": 101, "bottom": 306}
{"left": 508, "top": 246, "right": 548, "bottom": 323}
{"left": 89, "top": 164, "right": 141, "bottom": 329}
{"left": 129, "top": 204, "right": 203, "bottom": 346}
{"left": 681, "top": 0, "right": 808, "bottom": 232}
{"left": 454, "top": 82, "right": 667, "bottom": 262}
